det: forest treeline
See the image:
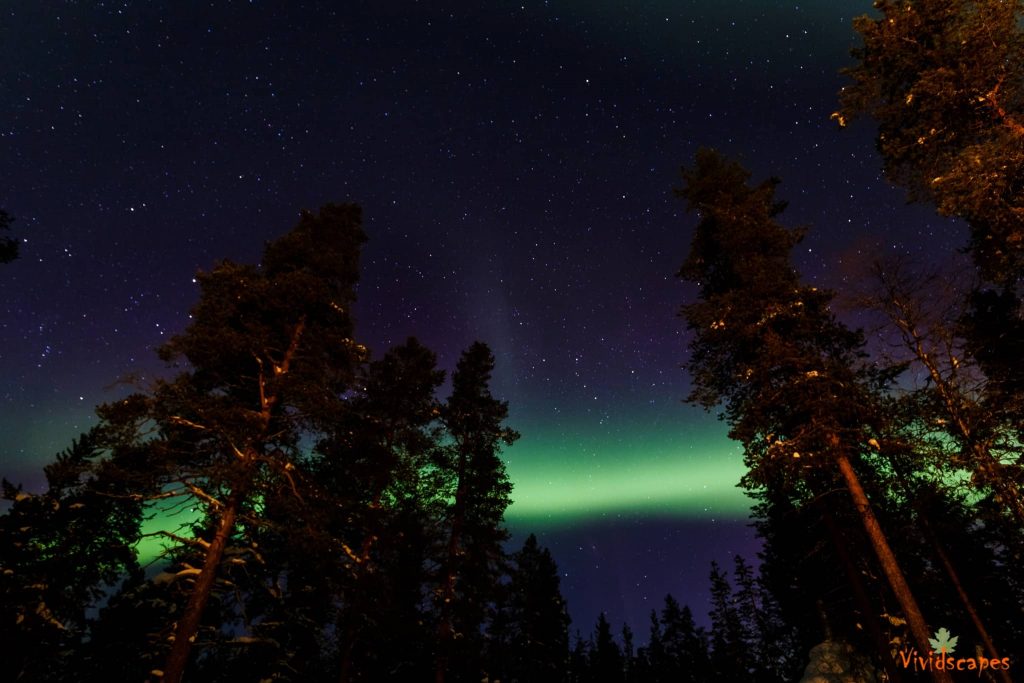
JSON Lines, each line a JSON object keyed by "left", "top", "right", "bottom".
{"left": 5, "top": 1, "right": 1024, "bottom": 681}
{"left": 564, "top": 556, "right": 804, "bottom": 683}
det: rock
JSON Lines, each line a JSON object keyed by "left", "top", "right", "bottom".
{"left": 798, "top": 640, "right": 878, "bottom": 683}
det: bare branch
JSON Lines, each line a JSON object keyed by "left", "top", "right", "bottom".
{"left": 167, "top": 416, "right": 210, "bottom": 432}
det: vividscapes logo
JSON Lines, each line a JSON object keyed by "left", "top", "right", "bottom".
{"left": 896, "top": 628, "right": 1012, "bottom": 675}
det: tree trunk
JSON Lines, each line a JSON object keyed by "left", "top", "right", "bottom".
{"left": 435, "top": 456, "right": 468, "bottom": 683}
{"left": 884, "top": 441, "right": 1011, "bottom": 683}
{"left": 819, "top": 503, "right": 905, "bottom": 683}
{"left": 834, "top": 450, "right": 953, "bottom": 683}
{"left": 162, "top": 492, "right": 241, "bottom": 683}
{"left": 339, "top": 491, "right": 385, "bottom": 683}
{"left": 434, "top": 513, "right": 463, "bottom": 683}
{"left": 338, "top": 621, "right": 356, "bottom": 683}
{"left": 919, "top": 516, "right": 1012, "bottom": 683}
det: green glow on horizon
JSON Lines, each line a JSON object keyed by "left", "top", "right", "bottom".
{"left": 506, "top": 456, "right": 750, "bottom": 524}
{"left": 503, "top": 422, "right": 753, "bottom": 526}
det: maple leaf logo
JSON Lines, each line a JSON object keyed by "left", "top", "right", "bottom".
{"left": 929, "top": 627, "right": 958, "bottom": 655}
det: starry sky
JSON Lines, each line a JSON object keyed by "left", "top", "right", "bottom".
{"left": 0, "top": 1, "right": 965, "bottom": 637}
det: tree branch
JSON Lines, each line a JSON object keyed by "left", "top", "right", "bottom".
{"left": 986, "top": 75, "right": 1024, "bottom": 137}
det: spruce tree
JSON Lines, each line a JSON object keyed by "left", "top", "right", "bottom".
{"left": 568, "top": 632, "right": 590, "bottom": 683}
{"left": 505, "top": 533, "right": 571, "bottom": 683}
{"left": 731, "top": 555, "right": 800, "bottom": 682}
{"left": 639, "top": 608, "right": 665, "bottom": 683}
{"left": 659, "top": 595, "right": 709, "bottom": 683}
{"left": 589, "top": 612, "right": 624, "bottom": 683}
{"left": 434, "top": 341, "right": 518, "bottom": 683}
{"left": 321, "top": 336, "right": 445, "bottom": 681}
{"left": 621, "top": 623, "right": 636, "bottom": 683}
{"left": 707, "top": 562, "right": 747, "bottom": 681}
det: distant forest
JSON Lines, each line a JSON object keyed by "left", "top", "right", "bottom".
{"left": 4, "top": 2, "right": 1024, "bottom": 682}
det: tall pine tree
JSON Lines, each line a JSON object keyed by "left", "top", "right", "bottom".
{"left": 676, "top": 149, "right": 949, "bottom": 680}
{"left": 97, "top": 204, "right": 367, "bottom": 683}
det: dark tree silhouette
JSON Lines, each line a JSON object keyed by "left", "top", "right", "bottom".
{"left": 707, "top": 562, "right": 747, "bottom": 681}
{"left": 589, "top": 612, "right": 624, "bottom": 683}
{"left": 0, "top": 210, "right": 16, "bottom": 263}
{"left": 659, "top": 595, "right": 710, "bottom": 683}
{"left": 434, "top": 341, "right": 518, "bottom": 683}
{"left": 503, "top": 533, "right": 571, "bottom": 683}
{"left": 0, "top": 430, "right": 142, "bottom": 681}
{"left": 323, "top": 336, "right": 445, "bottom": 682}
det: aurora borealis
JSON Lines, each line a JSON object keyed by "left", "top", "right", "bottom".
{"left": 506, "top": 426, "right": 748, "bottom": 523}
{"left": 0, "top": 1, "right": 967, "bottom": 635}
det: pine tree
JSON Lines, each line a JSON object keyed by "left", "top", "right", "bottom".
{"left": 94, "top": 204, "right": 367, "bottom": 683}
{"left": 839, "top": 0, "right": 1024, "bottom": 286}
{"left": 676, "top": 149, "right": 948, "bottom": 679}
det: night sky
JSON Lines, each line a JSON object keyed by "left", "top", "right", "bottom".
{"left": 1, "top": 1, "right": 965, "bottom": 638}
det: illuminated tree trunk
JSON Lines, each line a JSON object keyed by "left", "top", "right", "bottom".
{"left": 338, "top": 493, "right": 382, "bottom": 683}
{"left": 819, "top": 503, "right": 905, "bottom": 683}
{"left": 919, "top": 516, "right": 1012, "bottom": 683}
{"left": 162, "top": 491, "right": 242, "bottom": 683}
{"left": 163, "top": 322, "right": 304, "bottom": 682}
{"left": 834, "top": 450, "right": 952, "bottom": 683}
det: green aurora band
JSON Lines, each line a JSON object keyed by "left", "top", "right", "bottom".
{"left": 503, "top": 420, "right": 751, "bottom": 526}
{"left": 133, "top": 419, "right": 751, "bottom": 562}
